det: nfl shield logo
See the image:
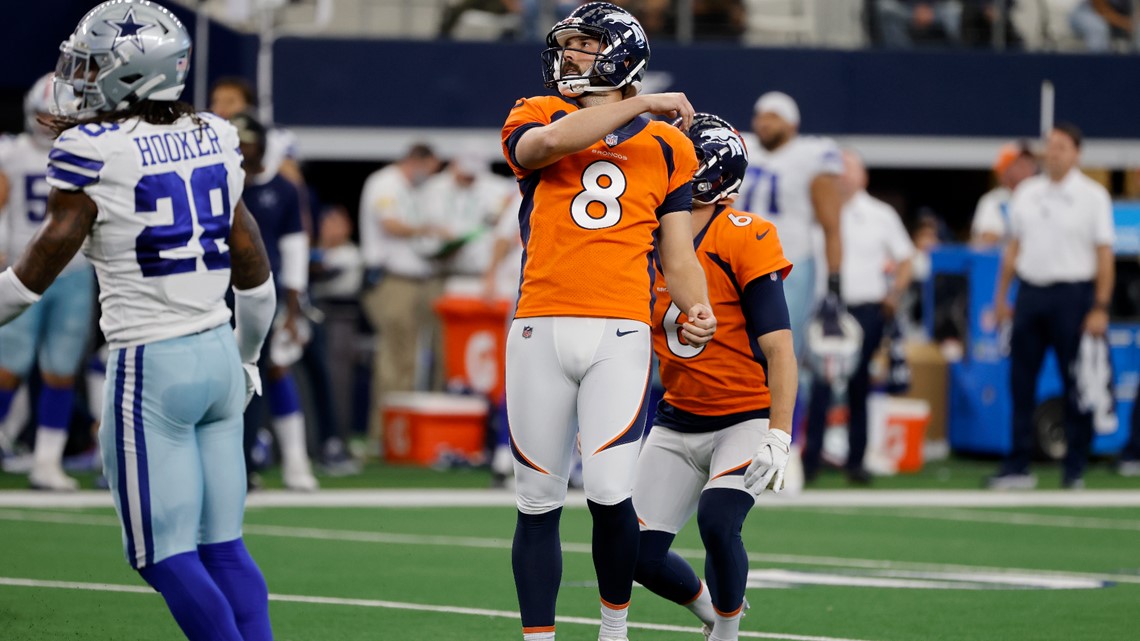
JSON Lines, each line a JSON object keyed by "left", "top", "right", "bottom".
{"left": 522, "top": 326, "right": 533, "bottom": 339}
{"left": 605, "top": 133, "right": 619, "bottom": 147}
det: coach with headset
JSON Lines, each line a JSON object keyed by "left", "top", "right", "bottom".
{"left": 990, "top": 123, "right": 1115, "bottom": 491}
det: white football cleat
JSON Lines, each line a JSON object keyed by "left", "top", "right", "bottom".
{"left": 702, "top": 597, "right": 750, "bottom": 640}
{"left": 29, "top": 465, "right": 79, "bottom": 491}
{"left": 282, "top": 461, "right": 319, "bottom": 492}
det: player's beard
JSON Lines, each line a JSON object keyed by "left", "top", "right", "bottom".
{"left": 760, "top": 129, "right": 789, "bottom": 151}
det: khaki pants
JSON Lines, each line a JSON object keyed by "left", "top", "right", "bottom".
{"left": 362, "top": 275, "right": 445, "bottom": 446}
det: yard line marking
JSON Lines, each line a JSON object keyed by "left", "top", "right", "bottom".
{"left": 798, "top": 507, "right": 1140, "bottom": 532}
{"left": 4, "top": 488, "right": 1140, "bottom": 509}
{"left": 3, "top": 508, "right": 1138, "bottom": 586}
{"left": 0, "top": 577, "right": 878, "bottom": 641}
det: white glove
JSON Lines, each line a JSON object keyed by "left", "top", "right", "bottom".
{"left": 242, "top": 362, "right": 262, "bottom": 409}
{"left": 744, "top": 429, "right": 792, "bottom": 495}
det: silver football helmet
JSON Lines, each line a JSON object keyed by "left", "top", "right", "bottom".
{"left": 55, "top": 0, "right": 191, "bottom": 118}
{"left": 24, "top": 73, "right": 56, "bottom": 144}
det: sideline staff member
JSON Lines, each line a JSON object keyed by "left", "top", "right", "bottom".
{"left": 990, "top": 123, "right": 1115, "bottom": 490}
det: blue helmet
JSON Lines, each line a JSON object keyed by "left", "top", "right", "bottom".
{"left": 541, "top": 2, "right": 650, "bottom": 98}
{"left": 684, "top": 113, "right": 749, "bottom": 206}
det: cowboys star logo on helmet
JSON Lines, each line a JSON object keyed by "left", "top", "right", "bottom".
{"left": 54, "top": 0, "right": 192, "bottom": 118}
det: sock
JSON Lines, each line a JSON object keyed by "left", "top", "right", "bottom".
{"left": 588, "top": 498, "right": 639, "bottom": 639}
{"left": 697, "top": 489, "right": 755, "bottom": 618}
{"left": 32, "top": 426, "right": 69, "bottom": 472}
{"left": 37, "top": 383, "right": 76, "bottom": 430}
{"left": 137, "top": 551, "right": 243, "bottom": 641}
{"left": 0, "top": 386, "right": 15, "bottom": 421}
{"left": 634, "top": 530, "right": 712, "bottom": 626}
{"left": 272, "top": 412, "right": 309, "bottom": 467}
{"left": 199, "top": 539, "right": 273, "bottom": 641}
{"left": 513, "top": 507, "right": 562, "bottom": 636}
{"left": 709, "top": 609, "right": 743, "bottom": 641}
{"left": 268, "top": 375, "right": 302, "bottom": 417}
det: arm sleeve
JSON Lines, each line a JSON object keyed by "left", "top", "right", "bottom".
{"left": 46, "top": 131, "right": 104, "bottom": 192}
{"left": 816, "top": 138, "right": 844, "bottom": 176}
{"left": 233, "top": 276, "right": 277, "bottom": 364}
{"left": 742, "top": 271, "right": 791, "bottom": 340}
{"left": 1093, "top": 186, "right": 1115, "bottom": 246}
{"left": 501, "top": 97, "right": 555, "bottom": 178}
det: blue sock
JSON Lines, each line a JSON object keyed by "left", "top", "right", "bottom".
{"left": 588, "top": 498, "right": 639, "bottom": 609}
{"left": 37, "top": 383, "right": 75, "bottom": 430}
{"left": 697, "top": 488, "right": 755, "bottom": 615}
{"left": 635, "top": 529, "right": 702, "bottom": 604}
{"left": 199, "top": 539, "right": 273, "bottom": 641}
{"left": 268, "top": 375, "right": 301, "bottom": 418}
{"left": 513, "top": 507, "right": 562, "bottom": 631}
{"left": 0, "top": 387, "right": 15, "bottom": 421}
{"left": 138, "top": 551, "right": 244, "bottom": 641}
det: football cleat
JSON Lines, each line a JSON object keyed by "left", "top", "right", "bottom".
{"left": 29, "top": 465, "right": 80, "bottom": 491}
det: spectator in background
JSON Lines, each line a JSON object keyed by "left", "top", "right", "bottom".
{"left": 421, "top": 153, "right": 514, "bottom": 285}
{"left": 874, "top": 0, "right": 963, "bottom": 47}
{"left": 309, "top": 206, "right": 365, "bottom": 475}
{"left": 231, "top": 112, "right": 320, "bottom": 492}
{"left": 960, "top": 0, "right": 1022, "bottom": 48}
{"left": 803, "top": 150, "right": 915, "bottom": 485}
{"left": 358, "top": 144, "right": 445, "bottom": 441}
{"left": 990, "top": 123, "right": 1114, "bottom": 490}
{"left": 1070, "top": 0, "right": 1137, "bottom": 52}
{"left": 971, "top": 141, "right": 1038, "bottom": 247}
{"left": 693, "top": 0, "right": 746, "bottom": 40}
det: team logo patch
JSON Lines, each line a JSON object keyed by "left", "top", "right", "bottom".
{"left": 605, "top": 133, "right": 619, "bottom": 147}
{"left": 522, "top": 325, "right": 533, "bottom": 339}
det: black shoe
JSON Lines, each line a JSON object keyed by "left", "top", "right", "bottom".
{"left": 846, "top": 468, "right": 873, "bottom": 486}
{"left": 1061, "top": 477, "right": 1085, "bottom": 491}
{"left": 985, "top": 471, "right": 1037, "bottom": 490}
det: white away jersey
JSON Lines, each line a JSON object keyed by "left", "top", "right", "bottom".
{"left": 46, "top": 113, "right": 246, "bottom": 349}
{"left": 737, "top": 135, "right": 842, "bottom": 261}
{"left": 0, "top": 133, "right": 88, "bottom": 273}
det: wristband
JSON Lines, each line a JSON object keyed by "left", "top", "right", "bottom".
{"left": 828, "top": 274, "right": 841, "bottom": 296}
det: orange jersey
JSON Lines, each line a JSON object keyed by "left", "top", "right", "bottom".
{"left": 652, "top": 205, "right": 792, "bottom": 420}
{"left": 502, "top": 95, "right": 698, "bottom": 324}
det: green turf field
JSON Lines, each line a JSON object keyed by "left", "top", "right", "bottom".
{"left": 1, "top": 481, "right": 1138, "bottom": 640}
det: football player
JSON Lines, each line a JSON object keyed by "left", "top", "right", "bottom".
{"left": 230, "top": 112, "right": 319, "bottom": 492}
{"left": 633, "top": 114, "right": 796, "bottom": 641}
{"left": 0, "top": 73, "right": 97, "bottom": 490}
{"left": 0, "top": 2, "right": 275, "bottom": 639}
{"left": 500, "top": 4, "right": 717, "bottom": 641}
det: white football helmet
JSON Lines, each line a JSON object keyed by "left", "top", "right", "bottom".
{"left": 24, "top": 73, "right": 56, "bottom": 145}
{"left": 804, "top": 311, "right": 863, "bottom": 388}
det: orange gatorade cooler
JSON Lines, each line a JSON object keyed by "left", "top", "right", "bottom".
{"left": 382, "top": 392, "right": 488, "bottom": 466}
{"left": 882, "top": 398, "right": 930, "bottom": 473}
{"left": 434, "top": 296, "right": 511, "bottom": 399}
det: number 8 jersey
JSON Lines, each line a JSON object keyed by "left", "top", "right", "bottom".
{"left": 502, "top": 95, "right": 698, "bottom": 324}
{"left": 46, "top": 113, "right": 245, "bottom": 349}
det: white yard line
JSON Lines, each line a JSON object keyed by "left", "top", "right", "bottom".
{"left": 2, "top": 508, "right": 1138, "bottom": 587}
{"left": 0, "top": 577, "right": 877, "bottom": 641}
{"left": 800, "top": 507, "right": 1140, "bottom": 531}
{"left": 3, "top": 488, "right": 1140, "bottom": 509}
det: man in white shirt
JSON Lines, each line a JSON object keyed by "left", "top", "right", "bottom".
{"left": 739, "top": 92, "right": 843, "bottom": 381}
{"left": 971, "top": 141, "right": 1038, "bottom": 247}
{"left": 804, "top": 150, "right": 914, "bottom": 484}
{"left": 358, "top": 144, "right": 445, "bottom": 438}
{"left": 991, "top": 123, "right": 1115, "bottom": 490}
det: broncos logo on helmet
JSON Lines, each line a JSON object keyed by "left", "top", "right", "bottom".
{"left": 541, "top": 2, "right": 651, "bottom": 98}
{"left": 680, "top": 113, "right": 749, "bottom": 206}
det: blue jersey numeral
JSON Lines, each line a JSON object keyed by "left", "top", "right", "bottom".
{"left": 744, "top": 168, "right": 780, "bottom": 217}
{"left": 134, "top": 163, "right": 231, "bottom": 278}
{"left": 24, "top": 174, "right": 49, "bottom": 222}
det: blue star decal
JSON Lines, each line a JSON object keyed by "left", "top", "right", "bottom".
{"left": 105, "top": 8, "right": 155, "bottom": 53}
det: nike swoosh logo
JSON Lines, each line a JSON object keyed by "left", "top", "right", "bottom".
{"left": 756, "top": 230, "right": 769, "bottom": 241}
{"left": 616, "top": 329, "right": 638, "bottom": 337}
